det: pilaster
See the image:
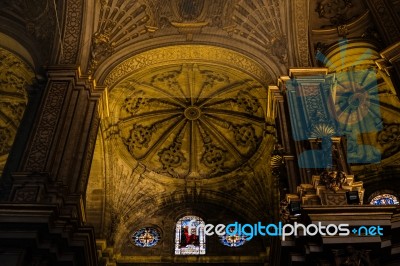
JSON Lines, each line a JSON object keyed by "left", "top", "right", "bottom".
{"left": 0, "top": 65, "right": 103, "bottom": 265}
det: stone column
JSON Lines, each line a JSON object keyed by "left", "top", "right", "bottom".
{"left": 0, "top": 66, "right": 102, "bottom": 265}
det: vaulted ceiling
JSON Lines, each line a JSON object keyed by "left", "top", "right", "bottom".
{"left": 84, "top": 0, "right": 286, "bottom": 257}
{"left": 2, "top": 0, "right": 400, "bottom": 263}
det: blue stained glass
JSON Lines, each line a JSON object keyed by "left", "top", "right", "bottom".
{"left": 132, "top": 227, "right": 161, "bottom": 247}
{"left": 370, "top": 194, "right": 399, "bottom": 205}
{"left": 219, "top": 229, "right": 247, "bottom": 247}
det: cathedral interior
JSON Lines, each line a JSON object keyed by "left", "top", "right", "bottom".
{"left": 1, "top": 0, "right": 400, "bottom": 265}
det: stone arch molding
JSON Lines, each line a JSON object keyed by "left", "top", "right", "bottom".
{"left": 99, "top": 45, "right": 273, "bottom": 86}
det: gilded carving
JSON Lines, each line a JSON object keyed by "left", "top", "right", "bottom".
{"left": 324, "top": 192, "right": 347, "bottom": 205}
{"left": 123, "top": 90, "right": 148, "bottom": 115}
{"left": 309, "top": 123, "right": 336, "bottom": 138}
{"left": 158, "top": 135, "right": 186, "bottom": 177}
{"left": 233, "top": 124, "right": 257, "bottom": 148}
{"left": 206, "top": 116, "right": 261, "bottom": 150}
{"left": 151, "top": 70, "right": 182, "bottom": 91}
{"left": 319, "top": 170, "right": 347, "bottom": 192}
{"left": 201, "top": 142, "right": 227, "bottom": 175}
{"left": 124, "top": 124, "right": 156, "bottom": 150}
{"left": 88, "top": 32, "right": 116, "bottom": 74}
{"left": 104, "top": 45, "right": 271, "bottom": 86}
{"left": 234, "top": 91, "right": 261, "bottom": 114}
{"left": 200, "top": 70, "right": 229, "bottom": 89}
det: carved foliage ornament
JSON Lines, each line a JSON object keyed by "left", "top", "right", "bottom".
{"left": 123, "top": 90, "right": 148, "bottom": 115}
{"left": 124, "top": 124, "right": 156, "bottom": 150}
{"left": 234, "top": 91, "right": 261, "bottom": 115}
{"left": 319, "top": 170, "right": 347, "bottom": 192}
{"left": 158, "top": 135, "right": 186, "bottom": 177}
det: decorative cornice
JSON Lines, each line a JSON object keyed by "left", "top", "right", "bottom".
{"left": 103, "top": 45, "right": 272, "bottom": 87}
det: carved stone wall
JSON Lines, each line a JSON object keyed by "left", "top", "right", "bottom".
{"left": 59, "top": 0, "right": 84, "bottom": 64}
{"left": 0, "top": 47, "right": 34, "bottom": 174}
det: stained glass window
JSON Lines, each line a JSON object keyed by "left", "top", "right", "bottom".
{"left": 175, "top": 215, "right": 206, "bottom": 255}
{"left": 370, "top": 194, "right": 399, "bottom": 205}
{"left": 131, "top": 227, "right": 161, "bottom": 247}
{"left": 219, "top": 227, "right": 247, "bottom": 247}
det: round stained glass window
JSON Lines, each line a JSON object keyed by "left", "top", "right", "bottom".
{"left": 131, "top": 227, "right": 161, "bottom": 247}
{"left": 219, "top": 228, "right": 247, "bottom": 247}
{"left": 370, "top": 194, "right": 399, "bottom": 205}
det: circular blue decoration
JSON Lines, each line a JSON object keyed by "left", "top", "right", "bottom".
{"left": 219, "top": 233, "right": 247, "bottom": 247}
{"left": 132, "top": 227, "right": 161, "bottom": 247}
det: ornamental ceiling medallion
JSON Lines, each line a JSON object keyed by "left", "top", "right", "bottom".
{"left": 107, "top": 46, "right": 269, "bottom": 179}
